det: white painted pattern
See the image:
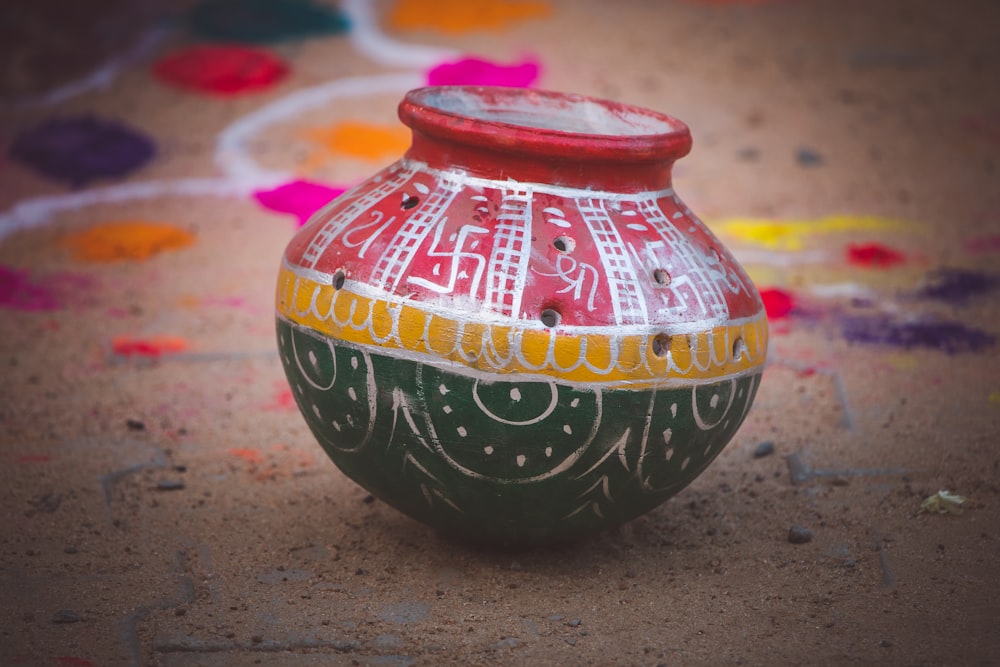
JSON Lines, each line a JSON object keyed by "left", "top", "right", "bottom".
{"left": 485, "top": 185, "right": 533, "bottom": 317}
{"left": 299, "top": 164, "right": 419, "bottom": 269}
{"left": 372, "top": 173, "right": 464, "bottom": 291}
{"left": 637, "top": 197, "right": 730, "bottom": 320}
{"left": 576, "top": 197, "right": 649, "bottom": 325}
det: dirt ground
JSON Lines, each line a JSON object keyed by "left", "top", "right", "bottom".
{"left": 2, "top": 0, "right": 999, "bottom": 665}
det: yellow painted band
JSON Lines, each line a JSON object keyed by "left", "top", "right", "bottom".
{"left": 276, "top": 265, "right": 768, "bottom": 386}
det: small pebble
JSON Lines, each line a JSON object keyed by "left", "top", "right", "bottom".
{"left": 251, "top": 634, "right": 263, "bottom": 643}
{"left": 63, "top": 545, "right": 78, "bottom": 554}
{"left": 156, "top": 479, "right": 186, "bottom": 491}
{"left": 565, "top": 637, "right": 577, "bottom": 646}
{"left": 788, "top": 525, "right": 814, "bottom": 544}
{"left": 880, "top": 639, "right": 893, "bottom": 648}
{"left": 126, "top": 419, "right": 146, "bottom": 431}
{"left": 52, "top": 610, "right": 81, "bottom": 624}
{"left": 753, "top": 441, "right": 775, "bottom": 459}
{"left": 796, "top": 147, "right": 824, "bottom": 166}
{"left": 567, "top": 618, "right": 581, "bottom": 627}
{"left": 175, "top": 608, "right": 187, "bottom": 616}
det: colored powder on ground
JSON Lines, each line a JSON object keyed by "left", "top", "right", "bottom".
{"left": 63, "top": 221, "right": 196, "bottom": 262}
{"left": 229, "top": 447, "right": 264, "bottom": 464}
{"left": 884, "top": 354, "right": 919, "bottom": 371}
{"left": 914, "top": 268, "right": 999, "bottom": 304}
{"left": 153, "top": 45, "right": 288, "bottom": 95}
{"left": 841, "top": 315, "right": 995, "bottom": 354}
{"left": 9, "top": 115, "right": 156, "bottom": 187}
{"left": 713, "top": 215, "right": 906, "bottom": 251}
{"left": 389, "top": 0, "right": 549, "bottom": 34}
{"left": 188, "top": 0, "right": 350, "bottom": 43}
{"left": 679, "top": 0, "right": 786, "bottom": 5}
{"left": 263, "top": 385, "right": 297, "bottom": 411}
{"left": 111, "top": 336, "right": 189, "bottom": 357}
{"left": 253, "top": 179, "right": 347, "bottom": 226}
{"left": 56, "top": 658, "right": 96, "bottom": 667}
{"left": 18, "top": 454, "right": 52, "bottom": 463}
{"left": 177, "top": 295, "right": 249, "bottom": 309}
{"left": 759, "top": 287, "right": 795, "bottom": 319}
{"left": 0, "top": 266, "right": 61, "bottom": 311}
{"left": 846, "top": 242, "right": 907, "bottom": 268}
{"left": 303, "top": 122, "right": 410, "bottom": 164}
{"left": 0, "top": 266, "right": 91, "bottom": 312}
{"left": 963, "top": 234, "right": 1000, "bottom": 254}
{"left": 426, "top": 56, "right": 540, "bottom": 87}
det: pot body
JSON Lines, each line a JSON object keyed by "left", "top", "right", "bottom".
{"left": 276, "top": 87, "right": 768, "bottom": 545}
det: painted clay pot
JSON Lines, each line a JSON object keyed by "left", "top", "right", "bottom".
{"left": 276, "top": 86, "right": 768, "bottom": 546}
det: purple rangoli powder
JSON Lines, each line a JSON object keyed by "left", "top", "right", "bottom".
{"left": 9, "top": 115, "right": 156, "bottom": 187}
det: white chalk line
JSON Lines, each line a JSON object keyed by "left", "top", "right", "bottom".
{"left": 5, "top": 25, "right": 171, "bottom": 111}
{"left": 0, "top": 0, "right": 448, "bottom": 244}
{"left": 0, "top": 179, "right": 252, "bottom": 240}
{"left": 343, "top": 0, "right": 459, "bottom": 68}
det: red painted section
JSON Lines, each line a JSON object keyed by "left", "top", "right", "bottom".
{"left": 153, "top": 45, "right": 288, "bottom": 96}
{"left": 846, "top": 242, "right": 907, "bottom": 268}
{"left": 760, "top": 287, "right": 795, "bottom": 319}
{"left": 285, "top": 87, "right": 764, "bottom": 328}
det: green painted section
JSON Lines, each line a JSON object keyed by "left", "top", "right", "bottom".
{"left": 278, "top": 317, "right": 762, "bottom": 547}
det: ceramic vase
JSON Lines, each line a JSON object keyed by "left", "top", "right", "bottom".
{"left": 276, "top": 86, "right": 768, "bottom": 546}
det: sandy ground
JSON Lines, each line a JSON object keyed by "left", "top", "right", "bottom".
{"left": 2, "top": 0, "right": 999, "bottom": 665}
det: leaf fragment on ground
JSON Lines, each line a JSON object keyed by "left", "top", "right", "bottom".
{"left": 920, "top": 490, "right": 979, "bottom": 515}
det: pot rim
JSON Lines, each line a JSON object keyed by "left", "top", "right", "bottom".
{"left": 399, "top": 86, "right": 692, "bottom": 163}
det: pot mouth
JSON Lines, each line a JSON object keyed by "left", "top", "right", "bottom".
{"left": 399, "top": 86, "right": 692, "bottom": 163}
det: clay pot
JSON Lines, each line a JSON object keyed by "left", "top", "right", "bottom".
{"left": 276, "top": 86, "right": 768, "bottom": 546}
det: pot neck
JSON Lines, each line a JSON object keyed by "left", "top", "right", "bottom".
{"left": 398, "top": 86, "right": 692, "bottom": 193}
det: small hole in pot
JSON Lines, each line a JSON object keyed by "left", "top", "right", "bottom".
{"left": 553, "top": 236, "right": 575, "bottom": 253}
{"left": 652, "top": 268, "right": 671, "bottom": 286}
{"left": 333, "top": 270, "right": 346, "bottom": 290}
{"left": 732, "top": 336, "right": 746, "bottom": 361}
{"left": 540, "top": 308, "right": 561, "bottom": 328}
{"left": 401, "top": 195, "right": 419, "bottom": 210}
{"left": 651, "top": 333, "right": 672, "bottom": 357}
